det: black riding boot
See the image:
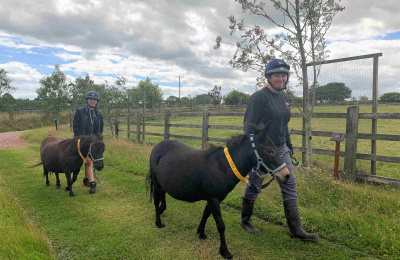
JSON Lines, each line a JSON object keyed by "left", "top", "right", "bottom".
{"left": 89, "top": 181, "right": 97, "bottom": 194}
{"left": 240, "top": 198, "right": 261, "bottom": 233}
{"left": 283, "top": 199, "right": 319, "bottom": 241}
{"left": 83, "top": 178, "right": 90, "bottom": 187}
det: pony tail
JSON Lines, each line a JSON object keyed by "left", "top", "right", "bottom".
{"left": 145, "top": 167, "right": 154, "bottom": 202}
{"left": 27, "top": 162, "right": 43, "bottom": 168}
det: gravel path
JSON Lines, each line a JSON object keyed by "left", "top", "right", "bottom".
{"left": 0, "top": 131, "right": 27, "bottom": 149}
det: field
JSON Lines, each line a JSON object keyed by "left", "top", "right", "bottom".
{"left": 1, "top": 119, "right": 399, "bottom": 259}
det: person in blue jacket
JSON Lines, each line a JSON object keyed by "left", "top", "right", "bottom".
{"left": 240, "top": 59, "right": 319, "bottom": 241}
{"left": 73, "top": 91, "right": 104, "bottom": 194}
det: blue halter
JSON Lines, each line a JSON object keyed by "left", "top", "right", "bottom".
{"left": 249, "top": 134, "right": 286, "bottom": 178}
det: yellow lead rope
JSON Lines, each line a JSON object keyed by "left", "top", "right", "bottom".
{"left": 224, "top": 147, "right": 248, "bottom": 183}
{"left": 77, "top": 139, "right": 87, "bottom": 164}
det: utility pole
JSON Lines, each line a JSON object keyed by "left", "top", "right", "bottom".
{"left": 176, "top": 75, "right": 184, "bottom": 106}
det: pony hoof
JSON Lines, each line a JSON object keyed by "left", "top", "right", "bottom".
{"left": 56, "top": 185, "right": 61, "bottom": 189}
{"left": 198, "top": 233, "right": 207, "bottom": 240}
{"left": 220, "top": 248, "right": 233, "bottom": 259}
{"left": 69, "top": 193, "right": 75, "bottom": 197}
{"left": 156, "top": 223, "right": 165, "bottom": 229}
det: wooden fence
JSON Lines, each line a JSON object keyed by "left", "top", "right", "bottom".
{"left": 106, "top": 106, "right": 400, "bottom": 186}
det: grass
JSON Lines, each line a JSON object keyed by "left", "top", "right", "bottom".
{"left": 0, "top": 124, "right": 400, "bottom": 259}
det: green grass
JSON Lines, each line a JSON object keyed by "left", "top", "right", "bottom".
{"left": 1, "top": 125, "right": 400, "bottom": 259}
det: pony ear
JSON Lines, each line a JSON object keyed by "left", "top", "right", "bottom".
{"left": 263, "top": 135, "right": 277, "bottom": 149}
{"left": 259, "top": 120, "right": 272, "bottom": 140}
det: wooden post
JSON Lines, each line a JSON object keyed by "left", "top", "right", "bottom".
{"left": 344, "top": 106, "right": 359, "bottom": 179}
{"left": 142, "top": 114, "right": 145, "bottom": 142}
{"left": 164, "top": 110, "right": 171, "bottom": 140}
{"left": 127, "top": 108, "right": 130, "bottom": 140}
{"left": 136, "top": 112, "right": 141, "bottom": 142}
{"left": 202, "top": 109, "right": 209, "bottom": 149}
{"left": 371, "top": 55, "right": 379, "bottom": 175}
{"left": 334, "top": 141, "right": 340, "bottom": 179}
{"left": 115, "top": 122, "right": 119, "bottom": 138}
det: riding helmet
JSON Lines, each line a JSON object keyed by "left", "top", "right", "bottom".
{"left": 85, "top": 91, "right": 100, "bottom": 101}
{"left": 265, "top": 59, "right": 290, "bottom": 78}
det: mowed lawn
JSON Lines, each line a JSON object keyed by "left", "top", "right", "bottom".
{"left": 0, "top": 123, "right": 399, "bottom": 259}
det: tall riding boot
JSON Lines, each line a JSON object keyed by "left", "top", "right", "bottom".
{"left": 240, "top": 198, "right": 261, "bottom": 233}
{"left": 89, "top": 181, "right": 97, "bottom": 194}
{"left": 283, "top": 199, "right": 319, "bottom": 241}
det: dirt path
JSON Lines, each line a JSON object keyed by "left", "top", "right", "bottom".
{"left": 0, "top": 131, "right": 27, "bottom": 149}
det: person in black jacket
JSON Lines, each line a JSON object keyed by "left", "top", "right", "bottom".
{"left": 73, "top": 91, "right": 104, "bottom": 194}
{"left": 240, "top": 59, "right": 319, "bottom": 241}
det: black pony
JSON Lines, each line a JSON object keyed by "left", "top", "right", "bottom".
{"left": 29, "top": 135, "right": 105, "bottom": 197}
{"left": 146, "top": 125, "right": 290, "bottom": 259}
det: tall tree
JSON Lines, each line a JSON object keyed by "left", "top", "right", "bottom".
{"left": 223, "top": 89, "right": 250, "bottom": 105}
{"left": 208, "top": 85, "right": 222, "bottom": 105}
{"left": 380, "top": 92, "right": 400, "bottom": 103}
{"left": 0, "top": 68, "right": 15, "bottom": 98}
{"left": 36, "top": 65, "right": 69, "bottom": 128}
{"left": 68, "top": 74, "right": 95, "bottom": 109}
{"left": 195, "top": 94, "right": 212, "bottom": 105}
{"left": 215, "top": 0, "right": 344, "bottom": 166}
{"left": 315, "top": 82, "right": 351, "bottom": 103}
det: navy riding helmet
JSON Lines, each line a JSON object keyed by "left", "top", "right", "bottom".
{"left": 265, "top": 59, "right": 290, "bottom": 91}
{"left": 85, "top": 91, "right": 100, "bottom": 101}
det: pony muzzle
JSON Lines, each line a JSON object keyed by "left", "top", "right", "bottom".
{"left": 273, "top": 166, "right": 290, "bottom": 185}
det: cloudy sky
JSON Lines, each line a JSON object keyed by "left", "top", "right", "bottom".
{"left": 0, "top": 0, "right": 399, "bottom": 100}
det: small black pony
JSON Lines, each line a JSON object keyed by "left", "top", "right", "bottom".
{"left": 30, "top": 135, "right": 105, "bottom": 197}
{"left": 146, "top": 125, "right": 290, "bottom": 259}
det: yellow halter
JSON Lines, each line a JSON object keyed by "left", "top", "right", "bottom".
{"left": 224, "top": 147, "right": 248, "bottom": 183}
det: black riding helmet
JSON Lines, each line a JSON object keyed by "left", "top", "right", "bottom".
{"left": 85, "top": 91, "right": 100, "bottom": 101}
{"left": 265, "top": 59, "right": 290, "bottom": 91}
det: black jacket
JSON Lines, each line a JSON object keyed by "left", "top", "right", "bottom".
{"left": 73, "top": 105, "right": 104, "bottom": 137}
{"left": 243, "top": 86, "right": 292, "bottom": 149}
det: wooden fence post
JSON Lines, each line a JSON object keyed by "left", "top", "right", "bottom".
{"left": 127, "top": 108, "right": 130, "bottom": 140}
{"left": 142, "top": 114, "right": 145, "bottom": 142}
{"left": 202, "top": 109, "right": 209, "bottom": 149}
{"left": 136, "top": 112, "right": 141, "bottom": 142}
{"left": 115, "top": 122, "right": 119, "bottom": 138}
{"left": 344, "top": 106, "right": 359, "bottom": 179}
{"left": 164, "top": 110, "right": 171, "bottom": 140}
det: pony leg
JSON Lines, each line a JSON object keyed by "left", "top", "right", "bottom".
{"left": 55, "top": 172, "right": 61, "bottom": 189}
{"left": 152, "top": 181, "right": 165, "bottom": 228}
{"left": 159, "top": 191, "right": 167, "bottom": 214}
{"left": 71, "top": 169, "right": 80, "bottom": 184}
{"left": 197, "top": 204, "right": 211, "bottom": 240}
{"left": 208, "top": 198, "right": 232, "bottom": 259}
{"left": 44, "top": 168, "right": 50, "bottom": 186}
{"left": 64, "top": 172, "right": 75, "bottom": 197}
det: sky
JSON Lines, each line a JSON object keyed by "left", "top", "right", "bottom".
{"left": 0, "top": 0, "right": 399, "bottom": 101}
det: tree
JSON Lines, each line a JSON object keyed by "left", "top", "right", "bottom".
{"left": 208, "top": 85, "right": 222, "bottom": 105}
{"left": 285, "top": 89, "right": 303, "bottom": 106}
{"left": 137, "top": 78, "right": 163, "bottom": 109}
{"left": 195, "top": 94, "right": 212, "bottom": 105}
{"left": 36, "top": 65, "right": 69, "bottom": 128}
{"left": 215, "top": 0, "right": 344, "bottom": 166}
{"left": 314, "top": 82, "right": 351, "bottom": 103}
{"left": 166, "top": 96, "right": 179, "bottom": 106}
{"left": 380, "top": 92, "right": 400, "bottom": 103}
{"left": 359, "top": 95, "right": 369, "bottom": 102}
{"left": 0, "top": 68, "right": 16, "bottom": 98}
{"left": 68, "top": 74, "right": 95, "bottom": 109}
{"left": 0, "top": 93, "right": 16, "bottom": 111}
{"left": 179, "top": 95, "right": 194, "bottom": 107}
{"left": 223, "top": 89, "right": 250, "bottom": 105}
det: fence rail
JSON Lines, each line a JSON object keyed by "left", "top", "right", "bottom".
{"left": 104, "top": 107, "right": 400, "bottom": 186}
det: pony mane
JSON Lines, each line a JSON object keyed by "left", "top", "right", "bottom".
{"left": 225, "top": 134, "right": 248, "bottom": 149}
